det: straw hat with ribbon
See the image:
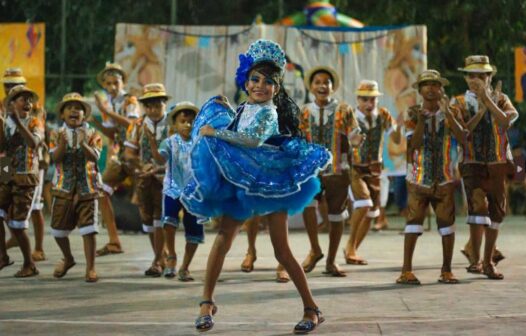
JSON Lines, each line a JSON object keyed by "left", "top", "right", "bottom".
{"left": 411, "top": 69, "right": 449, "bottom": 89}
{"left": 97, "top": 62, "right": 128, "bottom": 85}
{"left": 138, "top": 83, "right": 171, "bottom": 102}
{"left": 457, "top": 55, "right": 496, "bottom": 74}
{"left": 2, "top": 67, "right": 27, "bottom": 85}
{"left": 355, "top": 80, "right": 383, "bottom": 97}
{"left": 56, "top": 92, "right": 92, "bottom": 117}
{"left": 304, "top": 65, "right": 340, "bottom": 91}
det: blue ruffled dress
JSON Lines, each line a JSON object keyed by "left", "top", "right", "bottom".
{"left": 181, "top": 96, "right": 331, "bottom": 221}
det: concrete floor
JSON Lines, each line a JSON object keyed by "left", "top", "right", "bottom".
{"left": 1, "top": 215, "right": 525, "bottom": 335}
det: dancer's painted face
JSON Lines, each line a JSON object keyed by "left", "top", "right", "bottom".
{"left": 245, "top": 70, "right": 279, "bottom": 104}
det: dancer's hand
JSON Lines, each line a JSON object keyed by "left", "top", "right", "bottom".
{"left": 199, "top": 125, "right": 215, "bottom": 137}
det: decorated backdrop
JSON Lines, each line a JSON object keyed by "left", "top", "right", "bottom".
{"left": 114, "top": 23, "right": 427, "bottom": 175}
{"left": 0, "top": 23, "right": 45, "bottom": 103}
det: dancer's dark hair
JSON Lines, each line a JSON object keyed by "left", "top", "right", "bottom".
{"left": 250, "top": 62, "right": 302, "bottom": 137}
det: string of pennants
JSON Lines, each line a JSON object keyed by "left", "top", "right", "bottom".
{"left": 157, "top": 25, "right": 397, "bottom": 55}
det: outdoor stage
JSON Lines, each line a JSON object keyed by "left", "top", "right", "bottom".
{"left": 1, "top": 216, "right": 525, "bottom": 335}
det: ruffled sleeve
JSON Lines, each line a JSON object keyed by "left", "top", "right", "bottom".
{"left": 214, "top": 106, "right": 278, "bottom": 148}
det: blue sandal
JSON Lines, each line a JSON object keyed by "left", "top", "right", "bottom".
{"left": 293, "top": 307, "right": 325, "bottom": 334}
{"left": 195, "top": 300, "right": 218, "bottom": 332}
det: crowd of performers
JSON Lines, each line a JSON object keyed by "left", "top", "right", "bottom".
{"left": 0, "top": 39, "right": 518, "bottom": 334}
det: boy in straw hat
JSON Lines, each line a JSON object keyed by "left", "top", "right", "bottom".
{"left": 396, "top": 70, "right": 467, "bottom": 285}
{"left": 344, "top": 80, "right": 402, "bottom": 265}
{"left": 299, "top": 65, "right": 360, "bottom": 277}
{"left": 124, "top": 83, "right": 170, "bottom": 276}
{"left": 147, "top": 101, "right": 204, "bottom": 281}
{"left": 90, "top": 62, "right": 140, "bottom": 256}
{"left": 451, "top": 55, "right": 518, "bottom": 280}
{"left": 0, "top": 85, "right": 44, "bottom": 277}
{"left": 49, "top": 93, "right": 103, "bottom": 282}
{"left": 2, "top": 68, "right": 47, "bottom": 262}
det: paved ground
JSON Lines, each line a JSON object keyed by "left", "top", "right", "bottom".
{"left": 1, "top": 215, "right": 525, "bottom": 335}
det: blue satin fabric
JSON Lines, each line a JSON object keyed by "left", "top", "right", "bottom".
{"left": 181, "top": 96, "right": 331, "bottom": 221}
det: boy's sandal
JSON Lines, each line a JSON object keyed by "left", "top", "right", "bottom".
{"left": 493, "top": 249, "right": 505, "bottom": 266}
{"left": 195, "top": 300, "right": 218, "bottom": 332}
{"left": 466, "top": 263, "right": 483, "bottom": 274}
{"left": 31, "top": 250, "right": 47, "bottom": 262}
{"left": 483, "top": 264, "right": 504, "bottom": 280}
{"left": 301, "top": 252, "right": 324, "bottom": 273}
{"left": 240, "top": 253, "right": 257, "bottom": 273}
{"left": 178, "top": 269, "right": 195, "bottom": 282}
{"left": 396, "top": 271, "right": 421, "bottom": 285}
{"left": 85, "top": 270, "right": 99, "bottom": 283}
{"left": 96, "top": 243, "right": 124, "bottom": 257}
{"left": 293, "top": 307, "right": 325, "bottom": 334}
{"left": 322, "top": 264, "right": 347, "bottom": 277}
{"left": 144, "top": 265, "right": 163, "bottom": 277}
{"left": 0, "top": 257, "right": 14, "bottom": 271}
{"left": 53, "top": 259, "right": 76, "bottom": 278}
{"left": 164, "top": 268, "right": 176, "bottom": 279}
{"left": 343, "top": 249, "right": 368, "bottom": 265}
{"left": 164, "top": 255, "right": 177, "bottom": 278}
{"left": 276, "top": 269, "right": 290, "bottom": 283}
{"left": 14, "top": 265, "right": 39, "bottom": 278}
{"left": 438, "top": 271, "right": 459, "bottom": 284}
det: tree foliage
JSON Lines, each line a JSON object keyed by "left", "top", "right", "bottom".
{"left": 1, "top": 0, "right": 525, "bottom": 114}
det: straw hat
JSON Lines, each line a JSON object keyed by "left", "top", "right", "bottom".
{"left": 56, "top": 92, "right": 92, "bottom": 117}
{"left": 457, "top": 55, "right": 495, "bottom": 73}
{"left": 5, "top": 85, "right": 38, "bottom": 106}
{"left": 2, "top": 67, "right": 26, "bottom": 84}
{"left": 411, "top": 69, "right": 449, "bottom": 89}
{"left": 138, "top": 83, "right": 171, "bottom": 102}
{"left": 97, "top": 62, "right": 127, "bottom": 85}
{"left": 304, "top": 66, "right": 340, "bottom": 91}
{"left": 168, "top": 101, "right": 199, "bottom": 125}
{"left": 355, "top": 80, "right": 383, "bottom": 97}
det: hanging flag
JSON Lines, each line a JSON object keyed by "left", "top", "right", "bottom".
{"left": 184, "top": 35, "right": 198, "bottom": 47}
{"left": 352, "top": 42, "right": 364, "bottom": 54}
{"left": 199, "top": 36, "right": 211, "bottom": 48}
{"left": 338, "top": 43, "right": 349, "bottom": 55}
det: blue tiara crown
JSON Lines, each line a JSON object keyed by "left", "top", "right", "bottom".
{"left": 235, "top": 39, "right": 286, "bottom": 91}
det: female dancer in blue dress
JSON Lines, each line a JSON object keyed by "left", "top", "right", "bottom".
{"left": 182, "top": 39, "right": 331, "bottom": 334}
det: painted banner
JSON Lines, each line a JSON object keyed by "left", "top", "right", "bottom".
{"left": 0, "top": 23, "right": 45, "bottom": 103}
{"left": 115, "top": 23, "right": 427, "bottom": 176}
{"left": 515, "top": 47, "right": 526, "bottom": 103}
